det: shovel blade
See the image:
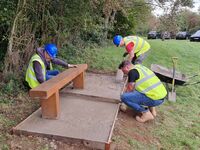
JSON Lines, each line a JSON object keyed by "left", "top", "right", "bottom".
{"left": 168, "top": 92, "right": 176, "bottom": 102}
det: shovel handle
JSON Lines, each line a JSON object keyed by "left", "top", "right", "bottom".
{"left": 172, "top": 57, "right": 178, "bottom": 79}
{"left": 171, "top": 57, "right": 178, "bottom": 92}
{"left": 172, "top": 57, "right": 178, "bottom": 66}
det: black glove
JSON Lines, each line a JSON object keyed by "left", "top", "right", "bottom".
{"left": 123, "top": 52, "right": 128, "bottom": 57}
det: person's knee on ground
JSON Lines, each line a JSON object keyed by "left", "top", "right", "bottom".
{"left": 120, "top": 103, "right": 127, "bottom": 112}
{"left": 120, "top": 94, "right": 128, "bottom": 112}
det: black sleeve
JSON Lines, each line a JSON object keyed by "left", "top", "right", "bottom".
{"left": 128, "top": 69, "right": 139, "bottom": 83}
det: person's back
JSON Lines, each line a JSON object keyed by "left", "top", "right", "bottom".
{"left": 113, "top": 35, "right": 151, "bottom": 64}
{"left": 123, "top": 36, "right": 150, "bottom": 57}
{"left": 132, "top": 64, "right": 167, "bottom": 100}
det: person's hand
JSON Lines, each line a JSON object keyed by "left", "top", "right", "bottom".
{"left": 68, "top": 64, "right": 77, "bottom": 68}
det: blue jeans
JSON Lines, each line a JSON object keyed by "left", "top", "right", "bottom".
{"left": 121, "top": 90, "right": 164, "bottom": 112}
{"left": 46, "top": 70, "right": 60, "bottom": 80}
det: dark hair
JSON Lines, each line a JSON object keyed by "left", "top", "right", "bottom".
{"left": 118, "top": 60, "right": 131, "bottom": 69}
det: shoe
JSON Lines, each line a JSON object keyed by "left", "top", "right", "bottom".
{"left": 120, "top": 103, "right": 127, "bottom": 112}
{"left": 149, "top": 107, "right": 157, "bottom": 117}
{"left": 136, "top": 110, "right": 154, "bottom": 123}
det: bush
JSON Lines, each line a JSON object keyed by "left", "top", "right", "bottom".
{"left": 0, "top": 74, "right": 24, "bottom": 96}
{"left": 58, "top": 44, "right": 98, "bottom": 67}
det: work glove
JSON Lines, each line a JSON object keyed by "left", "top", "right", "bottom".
{"left": 123, "top": 52, "right": 128, "bottom": 57}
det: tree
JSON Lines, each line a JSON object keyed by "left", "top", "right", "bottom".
{"left": 3, "top": 0, "right": 102, "bottom": 76}
{"left": 0, "top": 1, "right": 17, "bottom": 63}
{"left": 176, "top": 9, "right": 200, "bottom": 31}
{"left": 2, "top": 0, "right": 152, "bottom": 77}
{"left": 3, "top": 0, "right": 50, "bottom": 76}
{"left": 111, "top": 0, "right": 152, "bottom": 36}
{"left": 153, "top": 0, "right": 194, "bottom": 35}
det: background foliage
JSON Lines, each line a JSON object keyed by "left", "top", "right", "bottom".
{"left": 0, "top": 0, "right": 199, "bottom": 80}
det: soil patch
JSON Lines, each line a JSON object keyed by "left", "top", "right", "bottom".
{"left": 112, "top": 109, "right": 161, "bottom": 150}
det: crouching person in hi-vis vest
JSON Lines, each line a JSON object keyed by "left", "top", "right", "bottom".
{"left": 25, "top": 43, "right": 77, "bottom": 89}
{"left": 113, "top": 35, "right": 150, "bottom": 64}
{"left": 119, "top": 60, "right": 167, "bottom": 123}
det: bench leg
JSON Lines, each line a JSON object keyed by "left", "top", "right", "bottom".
{"left": 40, "top": 91, "right": 60, "bottom": 119}
{"left": 73, "top": 72, "right": 84, "bottom": 89}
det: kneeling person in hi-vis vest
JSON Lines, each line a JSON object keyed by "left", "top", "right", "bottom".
{"left": 113, "top": 35, "right": 150, "bottom": 64}
{"left": 25, "top": 43, "right": 77, "bottom": 89}
{"left": 119, "top": 60, "right": 167, "bottom": 123}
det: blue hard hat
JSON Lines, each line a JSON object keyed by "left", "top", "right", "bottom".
{"left": 44, "top": 43, "right": 58, "bottom": 58}
{"left": 113, "top": 35, "right": 122, "bottom": 46}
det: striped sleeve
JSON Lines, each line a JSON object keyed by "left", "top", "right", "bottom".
{"left": 126, "top": 42, "right": 134, "bottom": 53}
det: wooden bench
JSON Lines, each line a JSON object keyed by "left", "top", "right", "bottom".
{"left": 29, "top": 64, "right": 88, "bottom": 119}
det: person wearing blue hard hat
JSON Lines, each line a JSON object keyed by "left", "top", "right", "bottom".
{"left": 25, "top": 43, "right": 77, "bottom": 88}
{"left": 113, "top": 35, "right": 151, "bottom": 64}
{"left": 44, "top": 43, "right": 58, "bottom": 58}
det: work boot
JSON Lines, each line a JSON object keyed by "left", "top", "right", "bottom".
{"left": 136, "top": 110, "right": 154, "bottom": 123}
{"left": 120, "top": 103, "right": 127, "bottom": 112}
{"left": 149, "top": 107, "right": 157, "bottom": 117}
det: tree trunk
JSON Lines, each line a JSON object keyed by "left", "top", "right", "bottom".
{"left": 3, "top": 0, "right": 35, "bottom": 77}
{"left": 3, "top": 0, "right": 25, "bottom": 76}
{"left": 103, "top": 0, "right": 116, "bottom": 39}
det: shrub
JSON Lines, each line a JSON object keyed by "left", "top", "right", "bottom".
{"left": 0, "top": 74, "right": 24, "bottom": 96}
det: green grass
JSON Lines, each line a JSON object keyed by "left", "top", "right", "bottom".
{"left": 92, "top": 39, "right": 200, "bottom": 74}
{"left": 93, "top": 39, "right": 200, "bottom": 149}
{"left": 88, "top": 46, "right": 125, "bottom": 72}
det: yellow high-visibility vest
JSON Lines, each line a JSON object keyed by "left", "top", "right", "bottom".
{"left": 25, "top": 54, "right": 46, "bottom": 88}
{"left": 132, "top": 64, "right": 167, "bottom": 100}
{"left": 124, "top": 36, "right": 150, "bottom": 57}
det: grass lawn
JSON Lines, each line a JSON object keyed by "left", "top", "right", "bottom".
{"left": 92, "top": 39, "right": 200, "bottom": 149}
